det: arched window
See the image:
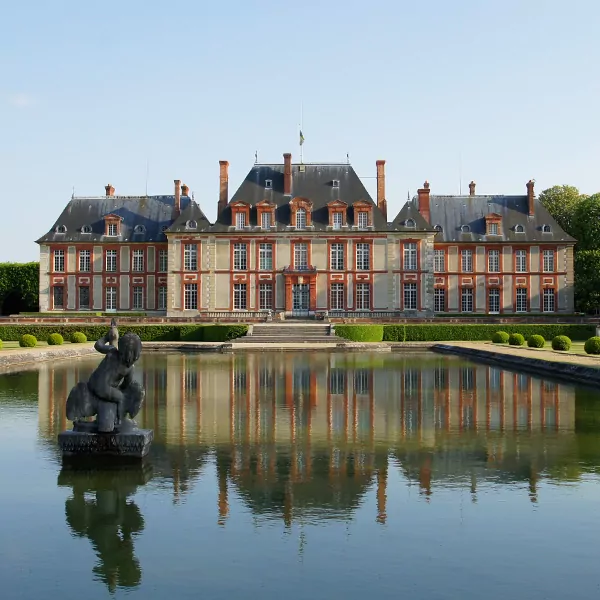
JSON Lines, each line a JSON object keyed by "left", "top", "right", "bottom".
{"left": 461, "top": 225, "right": 471, "bottom": 233}
{"left": 542, "top": 224, "right": 551, "bottom": 233}
{"left": 134, "top": 224, "right": 146, "bottom": 234}
{"left": 295, "top": 208, "right": 306, "bottom": 229}
{"left": 56, "top": 225, "right": 67, "bottom": 233}
{"left": 434, "top": 224, "right": 443, "bottom": 233}
{"left": 515, "top": 224, "right": 524, "bottom": 233}
{"left": 81, "top": 225, "right": 92, "bottom": 234}
{"left": 186, "top": 220, "right": 197, "bottom": 229}
{"left": 405, "top": 218, "right": 415, "bottom": 228}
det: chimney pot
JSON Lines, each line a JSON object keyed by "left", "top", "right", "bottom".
{"left": 181, "top": 183, "right": 189, "bottom": 196}
{"left": 376, "top": 160, "right": 387, "bottom": 219}
{"left": 417, "top": 181, "right": 431, "bottom": 223}
{"left": 527, "top": 179, "right": 535, "bottom": 216}
{"left": 218, "top": 161, "right": 229, "bottom": 217}
{"left": 469, "top": 181, "right": 476, "bottom": 196}
{"left": 283, "top": 153, "right": 292, "bottom": 195}
{"left": 105, "top": 184, "right": 115, "bottom": 197}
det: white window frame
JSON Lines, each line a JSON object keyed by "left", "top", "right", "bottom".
{"left": 79, "top": 250, "right": 91, "bottom": 272}
{"left": 332, "top": 212, "right": 343, "bottom": 230}
{"left": 158, "top": 249, "right": 168, "bottom": 273}
{"left": 515, "top": 250, "right": 527, "bottom": 273}
{"left": 330, "top": 283, "right": 345, "bottom": 310}
{"left": 356, "top": 243, "right": 370, "bottom": 270}
{"left": 235, "top": 212, "right": 246, "bottom": 230}
{"left": 543, "top": 249, "right": 555, "bottom": 272}
{"left": 356, "top": 283, "right": 370, "bottom": 310}
{"left": 234, "top": 283, "right": 247, "bottom": 310}
{"left": 132, "top": 249, "right": 144, "bottom": 272}
{"left": 158, "top": 286, "right": 167, "bottom": 310}
{"left": 516, "top": 288, "right": 528, "bottom": 313}
{"left": 132, "top": 286, "right": 144, "bottom": 310}
{"left": 105, "top": 286, "right": 117, "bottom": 310}
{"left": 357, "top": 212, "right": 369, "bottom": 229}
{"left": 233, "top": 243, "right": 247, "bottom": 270}
{"left": 184, "top": 244, "right": 197, "bottom": 271}
{"left": 461, "top": 250, "right": 473, "bottom": 272}
{"left": 434, "top": 249, "right": 445, "bottom": 273}
{"left": 105, "top": 250, "right": 117, "bottom": 272}
{"left": 330, "top": 243, "right": 344, "bottom": 270}
{"left": 488, "top": 249, "right": 500, "bottom": 273}
{"left": 461, "top": 288, "right": 473, "bottom": 313}
{"left": 54, "top": 249, "right": 65, "bottom": 273}
{"left": 261, "top": 212, "right": 272, "bottom": 229}
{"left": 184, "top": 283, "right": 198, "bottom": 310}
{"left": 488, "top": 288, "right": 500, "bottom": 313}
{"left": 295, "top": 208, "right": 306, "bottom": 229}
{"left": 107, "top": 223, "right": 118, "bottom": 237}
{"left": 294, "top": 243, "right": 308, "bottom": 269}
{"left": 488, "top": 222, "right": 499, "bottom": 235}
{"left": 434, "top": 288, "right": 445, "bottom": 312}
{"left": 259, "top": 243, "right": 273, "bottom": 271}
{"left": 403, "top": 282, "right": 417, "bottom": 310}
{"left": 404, "top": 243, "right": 417, "bottom": 271}
{"left": 259, "top": 283, "right": 273, "bottom": 310}
{"left": 543, "top": 288, "right": 555, "bottom": 313}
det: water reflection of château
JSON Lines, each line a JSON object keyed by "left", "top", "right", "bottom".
{"left": 38, "top": 352, "right": 577, "bottom": 522}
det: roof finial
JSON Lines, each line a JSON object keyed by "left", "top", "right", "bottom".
{"left": 254, "top": 150, "right": 258, "bottom": 164}
{"left": 407, "top": 190, "right": 410, "bottom": 201}
{"left": 346, "top": 153, "right": 350, "bottom": 164}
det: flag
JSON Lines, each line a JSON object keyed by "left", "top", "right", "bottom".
{"left": 299, "top": 130, "right": 305, "bottom": 146}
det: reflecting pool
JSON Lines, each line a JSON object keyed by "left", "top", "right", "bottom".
{"left": 1, "top": 351, "right": 600, "bottom": 600}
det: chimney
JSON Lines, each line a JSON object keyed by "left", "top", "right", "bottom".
{"left": 181, "top": 183, "right": 189, "bottom": 196}
{"left": 469, "top": 181, "right": 476, "bottom": 196}
{"left": 105, "top": 184, "right": 115, "bottom": 197}
{"left": 218, "top": 161, "right": 229, "bottom": 217}
{"left": 376, "top": 160, "right": 387, "bottom": 219}
{"left": 174, "top": 179, "right": 181, "bottom": 215}
{"left": 526, "top": 179, "right": 535, "bottom": 216}
{"left": 417, "top": 181, "right": 431, "bottom": 223}
{"left": 283, "top": 153, "right": 292, "bottom": 195}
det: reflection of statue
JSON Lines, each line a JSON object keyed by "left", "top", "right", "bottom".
{"left": 58, "top": 465, "right": 152, "bottom": 593}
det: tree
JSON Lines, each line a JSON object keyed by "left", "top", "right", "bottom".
{"left": 572, "top": 194, "right": 600, "bottom": 251}
{"left": 538, "top": 185, "right": 584, "bottom": 235}
{"left": 574, "top": 250, "right": 600, "bottom": 313}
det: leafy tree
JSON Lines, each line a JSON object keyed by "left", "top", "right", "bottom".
{"left": 572, "top": 194, "right": 600, "bottom": 251}
{"left": 538, "top": 185, "right": 584, "bottom": 235}
{"left": 0, "top": 262, "right": 39, "bottom": 315}
{"left": 574, "top": 250, "right": 600, "bottom": 313}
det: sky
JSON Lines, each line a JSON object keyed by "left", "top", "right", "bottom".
{"left": 1, "top": 0, "right": 599, "bottom": 261}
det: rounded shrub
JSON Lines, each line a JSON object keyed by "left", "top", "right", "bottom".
{"left": 552, "top": 335, "right": 571, "bottom": 351}
{"left": 508, "top": 333, "right": 525, "bottom": 346}
{"left": 584, "top": 336, "right": 600, "bottom": 355}
{"left": 19, "top": 334, "right": 37, "bottom": 348}
{"left": 492, "top": 331, "right": 510, "bottom": 344}
{"left": 47, "top": 333, "right": 64, "bottom": 346}
{"left": 71, "top": 332, "right": 88, "bottom": 344}
{"left": 527, "top": 334, "right": 545, "bottom": 349}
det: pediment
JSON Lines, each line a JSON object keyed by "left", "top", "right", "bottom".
{"left": 327, "top": 199, "right": 348, "bottom": 208}
{"left": 257, "top": 199, "right": 276, "bottom": 207}
{"left": 104, "top": 213, "right": 123, "bottom": 221}
{"left": 486, "top": 213, "right": 502, "bottom": 219}
{"left": 289, "top": 196, "right": 313, "bottom": 208}
{"left": 230, "top": 200, "right": 251, "bottom": 208}
{"left": 352, "top": 200, "right": 372, "bottom": 209}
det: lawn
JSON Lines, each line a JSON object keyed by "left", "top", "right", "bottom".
{"left": 0, "top": 341, "right": 89, "bottom": 351}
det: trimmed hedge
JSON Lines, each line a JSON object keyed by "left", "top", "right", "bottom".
{"left": 552, "top": 335, "right": 571, "bottom": 351}
{"left": 527, "top": 334, "right": 546, "bottom": 348}
{"left": 509, "top": 333, "right": 525, "bottom": 346}
{"left": 584, "top": 337, "right": 600, "bottom": 355}
{"left": 0, "top": 339, "right": 2, "bottom": 349}
{"left": 20, "top": 334, "right": 37, "bottom": 347}
{"left": 47, "top": 333, "right": 64, "bottom": 346}
{"left": 71, "top": 332, "right": 88, "bottom": 343}
{"left": 492, "top": 331, "right": 510, "bottom": 344}
{"left": 335, "top": 325, "right": 384, "bottom": 342}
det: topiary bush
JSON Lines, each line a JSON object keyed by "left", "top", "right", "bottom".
{"left": 70, "top": 332, "right": 88, "bottom": 343}
{"left": 492, "top": 331, "right": 510, "bottom": 344}
{"left": 527, "top": 334, "right": 546, "bottom": 348}
{"left": 334, "top": 325, "right": 384, "bottom": 342}
{"left": 508, "top": 333, "right": 525, "bottom": 346}
{"left": 584, "top": 336, "right": 600, "bottom": 355}
{"left": 47, "top": 333, "right": 64, "bottom": 346}
{"left": 552, "top": 335, "right": 572, "bottom": 351}
{"left": 19, "top": 334, "right": 37, "bottom": 348}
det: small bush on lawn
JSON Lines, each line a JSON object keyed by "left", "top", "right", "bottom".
{"left": 19, "top": 334, "right": 37, "bottom": 348}
{"left": 47, "top": 333, "right": 64, "bottom": 345}
{"left": 70, "top": 332, "right": 87, "bottom": 343}
{"left": 552, "top": 335, "right": 572, "bottom": 351}
{"left": 508, "top": 333, "right": 525, "bottom": 346}
{"left": 527, "top": 335, "right": 545, "bottom": 348}
{"left": 492, "top": 331, "right": 510, "bottom": 344}
{"left": 584, "top": 337, "right": 600, "bottom": 355}
{"left": 335, "top": 325, "right": 384, "bottom": 342}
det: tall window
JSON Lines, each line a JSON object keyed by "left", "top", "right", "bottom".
{"left": 434, "top": 249, "right": 445, "bottom": 272}
{"left": 79, "top": 250, "right": 91, "bottom": 272}
{"left": 184, "top": 244, "right": 197, "bottom": 271}
{"left": 516, "top": 249, "right": 527, "bottom": 273}
{"left": 53, "top": 286, "right": 64, "bottom": 309}
{"left": 404, "top": 243, "right": 417, "bottom": 271}
{"left": 357, "top": 212, "right": 368, "bottom": 229}
{"left": 488, "top": 249, "right": 500, "bottom": 272}
{"left": 332, "top": 212, "right": 343, "bottom": 230}
{"left": 356, "top": 283, "right": 370, "bottom": 310}
{"left": 330, "top": 283, "right": 345, "bottom": 310}
{"left": 488, "top": 288, "right": 500, "bottom": 313}
{"left": 259, "top": 243, "right": 273, "bottom": 270}
{"left": 261, "top": 212, "right": 272, "bottom": 229}
{"left": 434, "top": 288, "right": 445, "bottom": 312}
{"left": 158, "top": 286, "right": 167, "bottom": 310}
{"left": 294, "top": 243, "right": 308, "bottom": 269}
{"left": 105, "top": 250, "right": 117, "bottom": 272}
{"left": 543, "top": 288, "right": 555, "bottom": 312}
{"left": 79, "top": 286, "right": 90, "bottom": 309}
{"left": 403, "top": 283, "right": 417, "bottom": 310}
{"left": 461, "top": 250, "right": 473, "bottom": 272}
{"left": 158, "top": 249, "right": 168, "bottom": 272}
{"left": 105, "top": 286, "right": 117, "bottom": 310}
{"left": 132, "top": 249, "right": 144, "bottom": 272}
{"left": 132, "top": 286, "right": 144, "bottom": 309}
{"left": 234, "top": 283, "right": 247, "bottom": 310}
{"left": 543, "top": 249, "right": 555, "bottom": 272}
{"left": 259, "top": 283, "right": 273, "bottom": 310}
{"left": 488, "top": 222, "right": 499, "bottom": 235}
{"left": 516, "top": 288, "right": 527, "bottom": 312}
{"left": 356, "top": 243, "right": 370, "bottom": 270}
{"left": 107, "top": 223, "right": 118, "bottom": 236}
{"left": 461, "top": 288, "right": 473, "bottom": 312}
{"left": 330, "top": 243, "right": 344, "bottom": 270}
{"left": 54, "top": 249, "right": 65, "bottom": 272}
{"left": 233, "top": 243, "right": 247, "bottom": 270}
{"left": 295, "top": 208, "right": 306, "bottom": 229}
{"left": 236, "top": 212, "right": 246, "bottom": 230}
{"left": 184, "top": 284, "right": 197, "bottom": 310}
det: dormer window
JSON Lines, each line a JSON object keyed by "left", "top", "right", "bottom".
{"left": 333, "top": 212, "right": 343, "bottom": 230}
{"left": 231, "top": 201, "right": 251, "bottom": 230}
{"left": 461, "top": 225, "right": 471, "bottom": 233}
{"left": 186, "top": 220, "right": 197, "bottom": 230}
{"left": 134, "top": 224, "right": 146, "bottom": 234}
{"left": 434, "top": 225, "right": 443, "bottom": 233}
{"left": 489, "top": 223, "right": 498, "bottom": 235}
{"left": 107, "top": 223, "right": 118, "bottom": 236}
{"left": 265, "top": 179, "right": 273, "bottom": 189}
{"left": 352, "top": 200, "right": 373, "bottom": 229}
{"left": 332, "top": 180, "right": 340, "bottom": 188}
{"left": 56, "top": 225, "right": 67, "bottom": 233}
{"left": 515, "top": 224, "right": 524, "bottom": 233}
{"left": 81, "top": 225, "right": 92, "bottom": 234}
{"left": 289, "top": 197, "right": 313, "bottom": 229}
{"left": 295, "top": 208, "right": 306, "bottom": 229}
{"left": 405, "top": 219, "right": 416, "bottom": 228}
{"left": 261, "top": 212, "right": 272, "bottom": 229}
{"left": 236, "top": 212, "right": 246, "bottom": 229}
{"left": 542, "top": 224, "right": 552, "bottom": 233}
{"left": 357, "top": 212, "right": 369, "bottom": 229}
{"left": 485, "top": 213, "right": 502, "bottom": 236}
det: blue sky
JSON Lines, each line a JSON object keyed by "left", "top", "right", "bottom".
{"left": 1, "top": 0, "right": 598, "bottom": 261}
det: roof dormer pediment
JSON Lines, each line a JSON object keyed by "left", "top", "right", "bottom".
{"left": 327, "top": 199, "right": 348, "bottom": 208}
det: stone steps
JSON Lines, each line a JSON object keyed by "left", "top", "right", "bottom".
{"left": 242, "top": 324, "right": 340, "bottom": 344}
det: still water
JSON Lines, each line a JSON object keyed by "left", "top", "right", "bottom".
{"left": 1, "top": 351, "right": 600, "bottom": 599}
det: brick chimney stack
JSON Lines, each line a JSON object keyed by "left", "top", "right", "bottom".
{"left": 417, "top": 181, "right": 431, "bottom": 223}
{"left": 105, "top": 184, "right": 115, "bottom": 197}
{"left": 527, "top": 179, "right": 535, "bottom": 216}
{"left": 469, "top": 181, "right": 476, "bottom": 196}
{"left": 218, "top": 161, "right": 229, "bottom": 217}
{"left": 181, "top": 183, "right": 189, "bottom": 196}
{"left": 376, "top": 160, "right": 387, "bottom": 219}
{"left": 174, "top": 179, "right": 181, "bottom": 215}
{"left": 283, "top": 153, "right": 292, "bottom": 195}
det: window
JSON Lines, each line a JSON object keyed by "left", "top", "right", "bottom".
{"left": 81, "top": 225, "right": 92, "bottom": 234}
{"left": 233, "top": 243, "right": 247, "bottom": 270}
{"left": 186, "top": 220, "right": 197, "bottom": 230}
{"left": 79, "top": 286, "right": 90, "bottom": 309}
{"left": 404, "top": 243, "right": 417, "bottom": 271}
{"left": 403, "top": 283, "right": 417, "bottom": 310}
{"left": 543, "top": 288, "right": 555, "bottom": 312}
{"left": 294, "top": 243, "right": 308, "bottom": 269}
{"left": 184, "top": 244, "right": 197, "bottom": 271}
{"left": 356, "top": 243, "right": 370, "bottom": 270}
{"left": 434, "top": 225, "right": 443, "bottom": 233}
{"left": 259, "top": 283, "right": 273, "bottom": 310}
{"left": 330, "top": 283, "right": 345, "bottom": 310}
{"left": 259, "top": 243, "right": 273, "bottom": 270}
{"left": 516, "top": 250, "right": 527, "bottom": 273}
{"left": 330, "top": 243, "right": 344, "bottom": 270}
{"left": 332, "top": 179, "right": 340, "bottom": 188}
{"left": 54, "top": 249, "right": 65, "bottom": 272}
{"left": 295, "top": 208, "right": 306, "bottom": 229}
{"left": 434, "top": 249, "right": 445, "bottom": 272}
{"left": 488, "top": 288, "right": 500, "bottom": 313}
{"left": 488, "top": 249, "right": 500, "bottom": 272}
{"left": 542, "top": 224, "right": 552, "bottom": 233}
{"left": 105, "top": 250, "right": 117, "bottom": 272}
{"left": 265, "top": 179, "right": 273, "bottom": 189}
{"left": 488, "top": 222, "right": 499, "bottom": 235}
{"left": 234, "top": 283, "right": 247, "bottom": 310}
{"left": 235, "top": 212, "right": 246, "bottom": 230}
{"left": 77, "top": 250, "right": 90, "bottom": 272}
{"left": 356, "top": 283, "right": 370, "bottom": 310}
{"left": 461, "top": 249, "right": 473, "bottom": 272}
{"left": 184, "top": 284, "right": 198, "bottom": 310}
{"left": 434, "top": 289, "right": 445, "bottom": 312}
{"left": 461, "top": 225, "right": 471, "bottom": 233}
{"left": 543, "top": 249, "right": 555, "bottom": 272}
{"left": 107, "top": 223, "right": 118, "bottom": 236}
{"left": 261, "top": 212, "right": 272, "bottom": 229}
{"left": 158, "top": 286, "right": 167, "bottom": 310}
{"left": 105, "top": 286, "right": 117, "bottom": 310}
{"left": 134, "top": 224, "right": 145, "bottom": 234}
{"left": 132, "top": 286, "right": 144, "bottom": 310}
{"left": 516, "top": 288, "right": 527, "bottom": 313}
{"left": 405, "top": 219, "right": 415, "bottom": 228}
{"left": 515, "top": 224, "right": 524, "bottom": 233}
{"left": 53, "top": 286, "right": 64, "bottom": 309}
{"left": 158, "top": 249, "right": 168, "bottom": 273}
{"left": 132, "top": 249, "right": 144, "bottom": 272}
{"left": 357, "top": 212, "right": 368, "bottom": 229}
{"left": 461, "top": 288, "right": 473, "bottom": 312}
{"left": 332, "top": 212, "right": 343, "bottom": 230}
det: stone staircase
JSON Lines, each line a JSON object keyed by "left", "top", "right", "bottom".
{"left": 234, "top": 323, "right": 341, "bottom": 344}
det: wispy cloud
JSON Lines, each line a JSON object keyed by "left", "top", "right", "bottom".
{"left": 7, "top": 93, "right": 35, "bottom": 108}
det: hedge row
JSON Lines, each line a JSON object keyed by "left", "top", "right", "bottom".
{"left": 0, "top": 324, "right": 248, "bottom": 343}
{"left": 334, "top": 325, "right": 384, "bottom": 342}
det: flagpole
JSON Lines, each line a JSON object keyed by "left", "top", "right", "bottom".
{"left": 300, "top": 102, "right": 304, "bottom": 164}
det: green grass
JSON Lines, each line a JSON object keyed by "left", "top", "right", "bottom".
{"left": 0, "top": 340, "right": 90, "bottom": 351}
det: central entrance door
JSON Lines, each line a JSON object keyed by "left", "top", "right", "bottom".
{"left": 292, "top": 283, "right": 310, "bottom": 317}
